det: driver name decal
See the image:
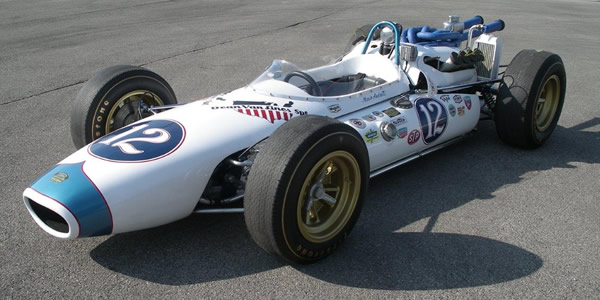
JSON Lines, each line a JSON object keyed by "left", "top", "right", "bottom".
{"left": 211, "top": 100, "right": 307, "bottom": 123}
{"left": 362, "top": 90, "right": 386, "bottom": 103}
{"left": 89, "top": 120, "right": 185, "bottom": 162}
{"left": 415, "top": 98, "right": 448, "bottom": 145}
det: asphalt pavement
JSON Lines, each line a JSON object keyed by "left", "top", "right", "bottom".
{"left": 1, "top": 0, "right": 599, "bottom": 298}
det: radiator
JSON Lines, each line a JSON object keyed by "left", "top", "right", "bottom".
{"left": 473, "top": 34, "right": 502, "bottom": 80}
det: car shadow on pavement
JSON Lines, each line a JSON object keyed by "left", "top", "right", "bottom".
{"left": 90, "top": 213, "right": 285, "bottom": 285}
{"left": 296, "top": 118, "right": 600, "bottom": 289}
{"left": 90, "top": 118, "right": 599, "bottom": 289}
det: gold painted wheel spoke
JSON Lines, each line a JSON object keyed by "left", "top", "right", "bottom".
{"left": 316, "top": 164, "right": 330, "bottom": 183}
{"left": 306, "top": 205, "right": 321, "bottom": 225}
{"left": 328, "top": 164, "right": 338, "bottom": 175}
{"left": 304, "top": 197, "right": 315, "bottom": 213}
{"left": 312, "top": 207, "right": 321, "bottom": 224}
{"left": 323, "top": 186, "right": 340, "bottom": 193}
{"left": 103, "top": 90, "right": 165, "bottom": 135}
{"left": 296, "top": 151, "right": 361, "bottom": 243}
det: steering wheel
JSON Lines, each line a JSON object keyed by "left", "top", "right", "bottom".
{"left": 283, "top": 71, "right": 323, "bottom": 96}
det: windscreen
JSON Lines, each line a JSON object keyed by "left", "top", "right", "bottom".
{"left": 249, "top": 60, "right": 303, "bottom": 87}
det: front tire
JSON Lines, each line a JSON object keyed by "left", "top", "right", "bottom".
{"left": 244, "top": 116, "right": 369, "bottom": 264}
{"left": 70, "top": 65, "right": 177, "bottom": 149}
{"left": 495, "top": 50, "right": 566, "bottom": 148}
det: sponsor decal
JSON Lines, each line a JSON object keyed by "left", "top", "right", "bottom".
{"left": 233, "top": 100, "right": 294, "bottom": 108}
{"left": 382, "top": 107, "right": 400, "bottom": 117}
{"left": 50, "top": 173, "right": 68, "bottom": 183}
{"left": 458, "top": 106, "right": 465, "bottom": 116}
{"left": 440, "top": 95, "right": 450, "bottom": 102}
{"left": 349, "top": 119, "right": 366, "bottom": 129}
{"left": 362, "top": 90, "right": 386, "bottom": 102}
{"left": 89, "top": 119, "right": 185, "bottom": 162}
{"left": 392, "top": 116, "right": 407, "bottom": 126}
{"left": 428, "top": 78, "right": 437, "bottom": 94}
{"left": 212, "top": 100, "right": 306, "bottom": 123}
{"left": 407, "top": 129, "right": 421, "bottom": 145}
{"left": 453, "top": 95, "right": 462, "bottom": 104}
{"left": 363, "top": 129, "right": 380, "bottom": 144}
{"left": 372, "top": 111, "right": 385, "bottom": 118}
{"left": 328, "top": 104, "right": 341, "bottom": 113}
{"left": 397, "top": 127, "right": 408, "bottom": 139}
{"left": 362, "top": 115, "right": 376, "bottom": 122}
{"left": 415, "top": 98, "right": 448, "bottom": 145}
{"left": 235, "top": 107, "right": 294, "bottom": 123}
{"left": 448, "top": 104, "right": 456, "bottom": 117}
{"left": 464, "top": 96, "right": 472, "bottom": 110}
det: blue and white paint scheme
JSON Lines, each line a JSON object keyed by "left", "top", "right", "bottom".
{"left": 24, "top": 162, "right": 112, "bottom": 238}
{"left": 23, "top": 16, "right": 499, "bottom": 239}
{"left": 89, "top": 119, "right": 185, "bottom": 163}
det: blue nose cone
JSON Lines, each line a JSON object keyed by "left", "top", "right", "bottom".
{"left": 30, "top": 162, "right": 112, "bottom": 237}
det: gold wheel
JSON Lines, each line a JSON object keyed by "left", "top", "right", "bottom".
{"left": 534, "top": 75, "right": 560, "bottom": 132}
{"left": 297, "top": 150, "right": 361, "bottom": 243}
{"left": 104, "top": 90, "right": 164, "bottom": 134}
{"left": 74, "top": 65, "right": 177, "bottom": 148}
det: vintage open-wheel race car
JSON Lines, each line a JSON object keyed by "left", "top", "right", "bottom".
{"left": 23, "top": 15, "right": 566, "bottom": 263}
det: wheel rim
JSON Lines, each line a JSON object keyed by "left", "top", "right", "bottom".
{"left": 297, "top": 151, "right": 361, "bottom": 243}
{"left": 534, "top": 75, "right": 560, "bottom": 132}
{"left": 105, "top": 90, "right": 164, "bottom": 134}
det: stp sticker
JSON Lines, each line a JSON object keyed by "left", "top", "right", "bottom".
{"left": 415, "top": 98, "right": 448, "bottom": 145}
{"left": 349, "top": 119, "right": 366, "bottom": 129}
{"left": 464, "top": 96, "right": 472, "bottom": 110}
{"left": 407, "top": 129, "right": 421, "bottom": 145}
{"left": 89, "top": 119, "right": 185, "bottom": 162}
{"left": 453, "top": 95, "right": 462, "bottom": 104}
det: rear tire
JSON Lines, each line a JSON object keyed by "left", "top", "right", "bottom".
{"left": 495, "top": 50, "right": 566, "bottom": 148}
{"left": 70, "top": 65, "right": 177, "bottom": 149}
{"left": 244, "top": 115, "right": 369, "bottom": 264}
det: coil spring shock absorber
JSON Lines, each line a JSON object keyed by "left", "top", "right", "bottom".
{"left": 481, "top": 85, "right": 496, "bottom": 111}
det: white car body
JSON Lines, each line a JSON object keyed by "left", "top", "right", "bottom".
{"left": 24, "top": 20, "right": 502, "bottom": 239}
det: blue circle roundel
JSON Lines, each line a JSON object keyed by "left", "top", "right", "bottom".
{"left": 89, "top": 120, "right": 185, "bottom": 162}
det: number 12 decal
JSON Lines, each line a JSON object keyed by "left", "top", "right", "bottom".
{"left": 89, "top": 120, "right": 185, "bottom": 162}
{"left": 415, "top": 98, "right": 448, "bottom": 144}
